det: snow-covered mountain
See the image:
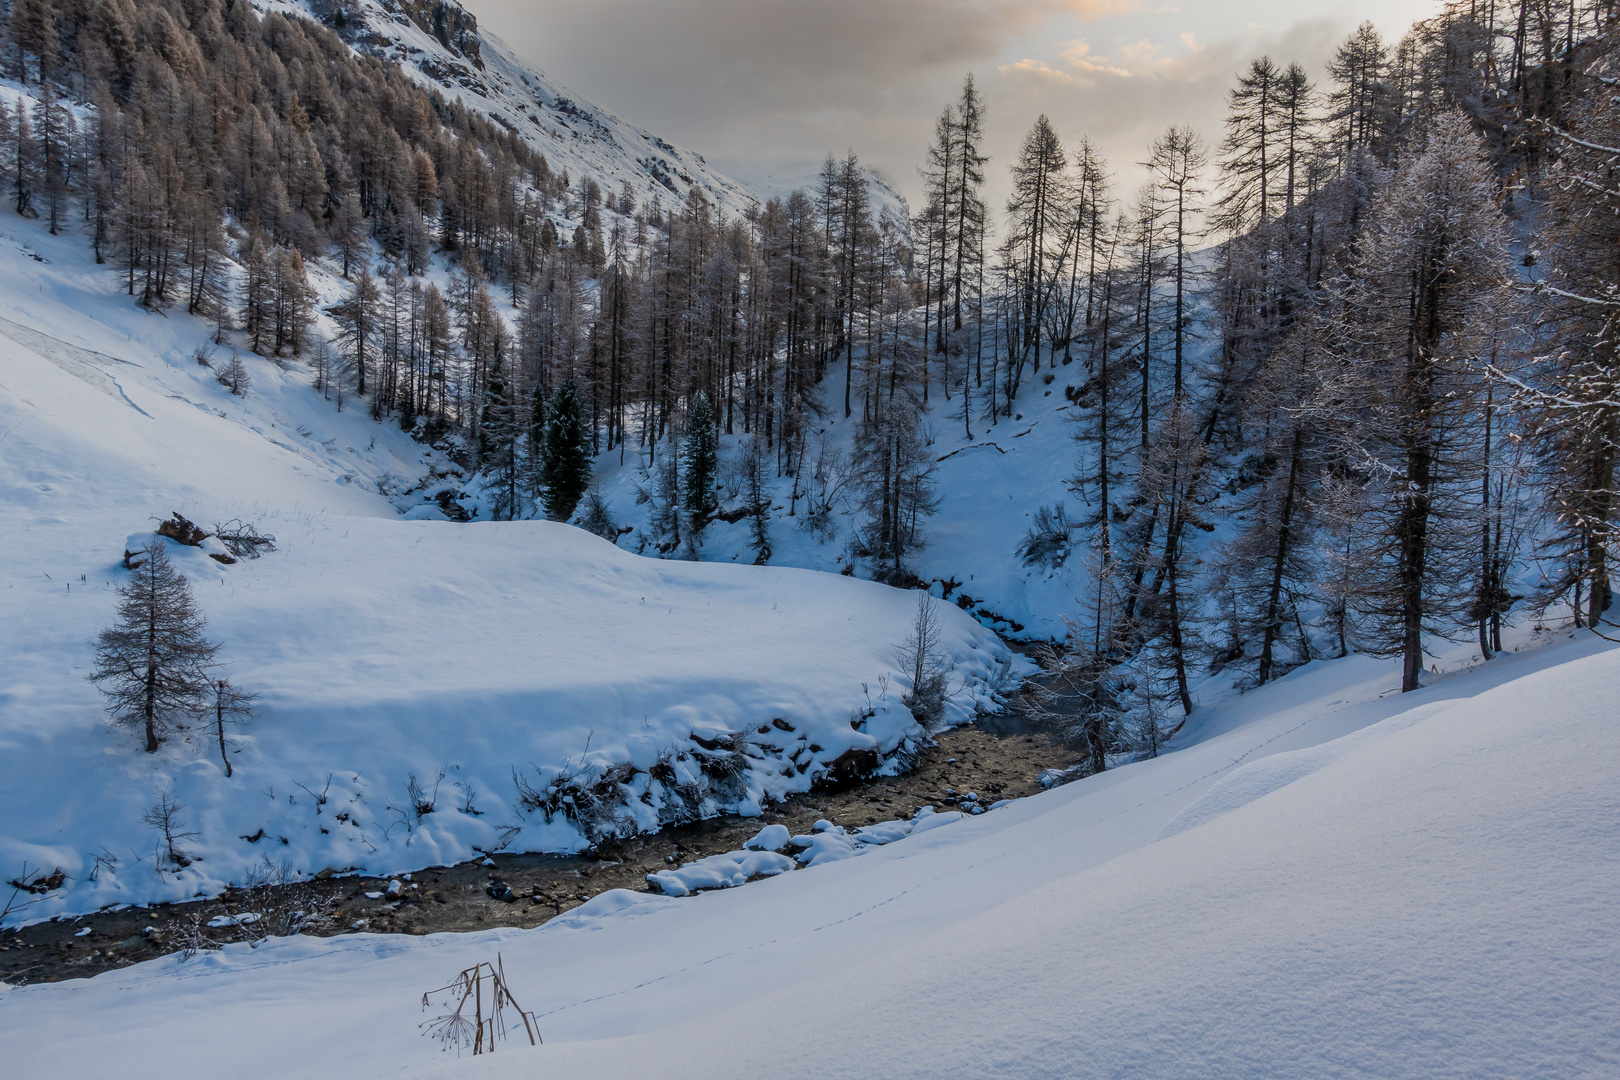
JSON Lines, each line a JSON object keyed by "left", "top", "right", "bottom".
{"left": 266, "top": 0, "right": 760, "bottom": 217}
{"left": 717, "top": 156, "right": 915, "bottom": 235}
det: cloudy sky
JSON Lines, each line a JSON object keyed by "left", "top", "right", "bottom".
{"left": 463, "top": 0, "right": 1443, "bottom": 210}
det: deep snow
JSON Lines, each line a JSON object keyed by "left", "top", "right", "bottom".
{"left": 3, "top": 620, "right": 1613, "bottom": 1078}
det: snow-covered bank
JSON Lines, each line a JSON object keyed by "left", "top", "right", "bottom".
{"left": 4, "top": 629, "right": 1614, "bottom": 1078}
{"left": 0, "top": 221, "right": 1018, "bottom": 920}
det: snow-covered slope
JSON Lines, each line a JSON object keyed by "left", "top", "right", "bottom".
{"left": 0, "top": 216, "right": 1015, "bottom": 919}
{"left": 718, "top": 156, "right": 914, "bottom": 235}
{"left": 5, "top": 618, "right": 1614, "bottom": 1077}
{"left": 269, "top": 0, "right": 758, "bottom": 217}
{"left": 587, "top": 357, "right": 1095, "bottom": 641}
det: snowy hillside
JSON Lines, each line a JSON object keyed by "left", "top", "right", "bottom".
{"left": 718, "top": 156, "right": 915, "bottom": 236}
{"left": 0, "top": 218, "right": 1016, "bottom": 920}
{"left": 265, "top": 0, "right": 759, "bottom": 217}
{"left": 4, "top": 616, "right": 1614, "bottom": 1076}
{"left": 581, "top": 355, "right": 1106, "bottom": 642}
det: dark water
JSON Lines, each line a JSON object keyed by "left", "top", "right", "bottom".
{"left": 971, "top": 708, "right": 1037, "bottom": 737}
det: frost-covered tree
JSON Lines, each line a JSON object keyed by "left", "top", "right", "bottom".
{"left": 1033, "top": 544, "right": 1129, "bottom": 775}
{"left": 896, "top": 592, "right": 949, "bottom": 725}
{"left": 1006, "top": 114, "right": 1069, "bottom": 391}
{"left": 1144, "top": 124, "right": 1207, "bottom": 397}
{"left": 1217, "top": 317, "right": 1328, "bottom": 685}
{"left": 1320, "top": 110, "right": 1509, "bottom": 692}
{"left": 90, "top": 543, "right": 219, "bottom": 753}
{"left": 640, "top": 448, "right": 682, "bottom": 553}
{"left": 921, "top": 74, "right": 989, "bottom": 368}
{"left": 32, "top": 79, "right": 71, "bottom": 234}
{"left": 852, "top": 380, "right": 939, "bottom": 583}
{"left": 10, "top": 100, "right": 35, "bottom": 218}
{"left": 1521, "top": 43, "right": 1620, "bottom": 629}
{"left": 1214, "top": 57, "right": 1283, "bottom": 235}
{"left": 1326, "top": 21, "right": 1397, "bottom": 162}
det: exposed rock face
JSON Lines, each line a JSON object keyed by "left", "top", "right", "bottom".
{"left": 270, "top": 0, "right": 761, "bottom": 219}
{"left": 390, "top": 0, "right": 482, "bottom": 67}
{"left": 309, "top": 0, "right": 483, "bottom": 68}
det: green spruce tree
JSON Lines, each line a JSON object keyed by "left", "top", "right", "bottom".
{"left": 479, "top": 360, "right": 520, "bottom": 520}
{"left": 744, "top": 441, "right": 772, "bottom": 565}
{"left": 681, "top": 391, "right": 719, "bottom": 518}
{"left": 540, "top": 379, "right": 591, "bottom": 522}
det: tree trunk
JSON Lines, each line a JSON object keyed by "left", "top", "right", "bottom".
{"left": 1259, "top": 428, "right": 1304, "bottom": 684}
{"left": 216, "top": 691, "right": 233, "bottom": 778}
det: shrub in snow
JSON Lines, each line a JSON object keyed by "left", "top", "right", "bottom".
{"left": 216, "top": 354, "right": 251, "bottom": 396}
{"left": 142, "top": 785, "right": 199, "bottom": 869}
{"left": 897, "top": 593, "right": 950, "bottom": 727}
{"left": 208, "top": 518, "right": 278, "bottom": 559}
{"left": 1016, "top": 504, "right": 1077, "bottom": 568}
{"left": 420, "top": 957, "right": 539, "bottom": 1056}
{"left": 578, "top": 487, "right": 618, "bottom": 542}
{"left": 513, "top": 731, "right": 769, "bottom": 846}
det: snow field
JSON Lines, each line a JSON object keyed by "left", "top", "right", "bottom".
{"left": 3, "top": 625, "right": 1614, "bottom": 1078}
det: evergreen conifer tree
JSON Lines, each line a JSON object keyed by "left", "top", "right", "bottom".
{"left": 539, "top": 379, "right": 591, "bottom": 521}
{"left": 681, "top": 390, "right": 719, "bottom": 519}
{"left": 744, "top": 440, "right": 772, "bottom": 565}
{"left": 479, "top": 359, "right": 521, "bottom": 520}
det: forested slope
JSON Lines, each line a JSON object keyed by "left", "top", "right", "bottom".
{"left": 3, "top": 0, "right": 1619, "bottom": 918}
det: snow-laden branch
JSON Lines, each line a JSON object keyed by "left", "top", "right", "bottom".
{"left": 1520, "top": 282, "right": 1620, "bottom": 308}
{"left": 1485, "top": 365, "right": 1620, "bottom": 411}
{"left": 1560, "top": 172, "right": 1620, "bottom": 201}
{"left": 1545, "top": 123, "right": 1620, "bottom": 158}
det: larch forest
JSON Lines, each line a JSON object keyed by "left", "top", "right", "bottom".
{"left": 1, "top": 0, "right": 1617, "bottom": 1073}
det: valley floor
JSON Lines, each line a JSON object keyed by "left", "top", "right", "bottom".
{"left": 0, "top": 722, "right": 1068, "bottom": 984}
{"left": 4, "top": 629, "right": 1615, "bottom": 1079}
